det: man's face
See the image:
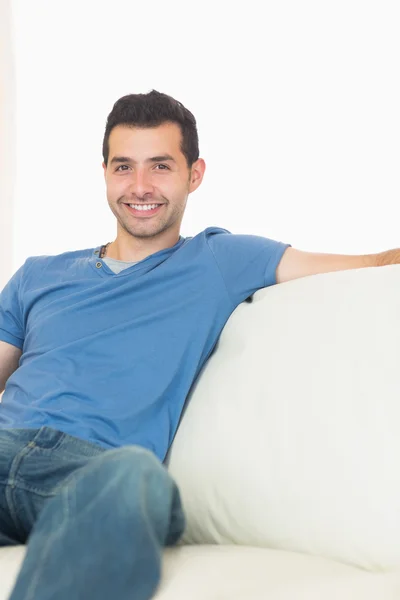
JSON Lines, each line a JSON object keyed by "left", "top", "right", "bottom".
{"left": 102, "top": 123, "right": 203, "bottom": 241}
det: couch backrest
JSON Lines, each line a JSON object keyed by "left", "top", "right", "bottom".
{"left": 167, "top": 265, "right": 400, "bottom": 571}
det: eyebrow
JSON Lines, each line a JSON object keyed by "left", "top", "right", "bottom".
{"left": 110, "top": 154, "right": 176, "bottom": 166}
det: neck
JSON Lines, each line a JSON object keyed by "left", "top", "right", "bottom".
{"left": 105, "top": 232, "right": 181, "bottom": 262}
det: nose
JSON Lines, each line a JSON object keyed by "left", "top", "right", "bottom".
{"left": 128, "top": 168, "right": 155, "bottom": 199}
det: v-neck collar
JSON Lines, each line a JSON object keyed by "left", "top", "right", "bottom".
{"left": 89, "top": 235, "right": 186, "bottom": 278}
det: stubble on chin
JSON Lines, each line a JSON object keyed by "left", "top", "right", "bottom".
{"left": 119, "top": 205, "right": 171, "bottom": 239}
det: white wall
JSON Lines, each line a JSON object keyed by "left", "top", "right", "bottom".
{"left": 0, "top": 0, "right": 16, "bottom": 289}
{"left": 6, "top": 0, "right": 400, "bottom": 276}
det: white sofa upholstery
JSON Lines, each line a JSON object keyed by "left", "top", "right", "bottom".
{"left": 1, "top": 265, "right": 400, "bottom": 599}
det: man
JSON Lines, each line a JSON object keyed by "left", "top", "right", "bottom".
{"left": 0, "top": 90, "right": 398, "bottom": 600}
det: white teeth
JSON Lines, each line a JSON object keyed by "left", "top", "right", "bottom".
{"left": 128, "top": 204, "right": 160, "bottom": 211}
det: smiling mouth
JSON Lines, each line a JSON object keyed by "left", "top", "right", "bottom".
{"left": 124, "top": 203, "right": 164, "bottom": 217}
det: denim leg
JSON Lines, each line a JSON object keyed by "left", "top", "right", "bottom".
{"left": 0, "top": 506, "right": 20, "bottom": 546}
{"left": 9, "top": 444, "right": 186, "bottom": 600}
{"left": 0, "top": 427, "right": 106, "bottom": 545}
{"left": 0, "top": 428, "right": 44, "bottom": 547}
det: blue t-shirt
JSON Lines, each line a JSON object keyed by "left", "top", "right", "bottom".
{"left": 0, "top": 227, "right": 290, "bottom": 462}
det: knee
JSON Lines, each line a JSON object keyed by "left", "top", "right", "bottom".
{"left": 96, "top": 445, "right": 164, "bottom": 479}
{"left": 81, "top": 446, "right": 180, "bottom": 528}
{"left": 82, "top": 445, "right": 173, "bottom": 499}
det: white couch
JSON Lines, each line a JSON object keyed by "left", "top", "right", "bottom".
{"left": 1, "top": 265, "right": 400, "bottom": 599}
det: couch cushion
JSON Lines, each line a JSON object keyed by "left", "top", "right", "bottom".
{"left": 167, "top": 265, "right": 400, "bottom": 571}
{"left": 157, "top": 545, "right": 400, "bottom": 600}
{"left": 1, "top": 544, "right": 399, "bottom": 600}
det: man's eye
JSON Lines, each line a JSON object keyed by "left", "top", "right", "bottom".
{"left": 115, "top": 164, "right": 169, "bottom": 171}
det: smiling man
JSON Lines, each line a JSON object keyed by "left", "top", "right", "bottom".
{"left": 102, "top": 121, "right": 204, "bottom": 263}
{"left": 0, "top": 90, "right": 399, "bottom": 600}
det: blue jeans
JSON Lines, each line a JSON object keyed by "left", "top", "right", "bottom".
{"left": 0, "top": 426, "right": 186, "bottom": 600}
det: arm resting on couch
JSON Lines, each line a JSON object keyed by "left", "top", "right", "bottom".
{"left": 276, "top": 246, "right": 400, "bottom": 284}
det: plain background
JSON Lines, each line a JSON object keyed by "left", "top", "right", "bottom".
{"left": 1, "top": 0, "right": 399, "bottom": 289}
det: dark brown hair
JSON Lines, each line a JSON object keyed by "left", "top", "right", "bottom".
{"left": 102, "top": 90, "right": 199, "bottom": 169}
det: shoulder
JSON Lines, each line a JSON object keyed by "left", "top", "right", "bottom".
{"left": 23, "top": 247, "right": 94, "bottom": 267}
{"left": 201, "top": 226, "right": 287, "bottom": 258}
{"left": 15, "top": 247, "right": 95, "bottom": 285}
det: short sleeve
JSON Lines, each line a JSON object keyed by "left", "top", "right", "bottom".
{"left": 0, "top": 263, "right": 26, "bottom": 349}
{"left": 206, "top": 228, "right": 291, "bottom": 305}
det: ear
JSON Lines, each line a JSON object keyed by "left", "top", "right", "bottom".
{"left": 189, "top": 158, "right": 206, "bottom": 193}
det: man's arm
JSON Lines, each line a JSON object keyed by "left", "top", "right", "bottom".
{"left": 0, "top": 340, "right": 22, "bottom": 394}
{"left": 276, "top": 247, "right": 400, "bottom": 284}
